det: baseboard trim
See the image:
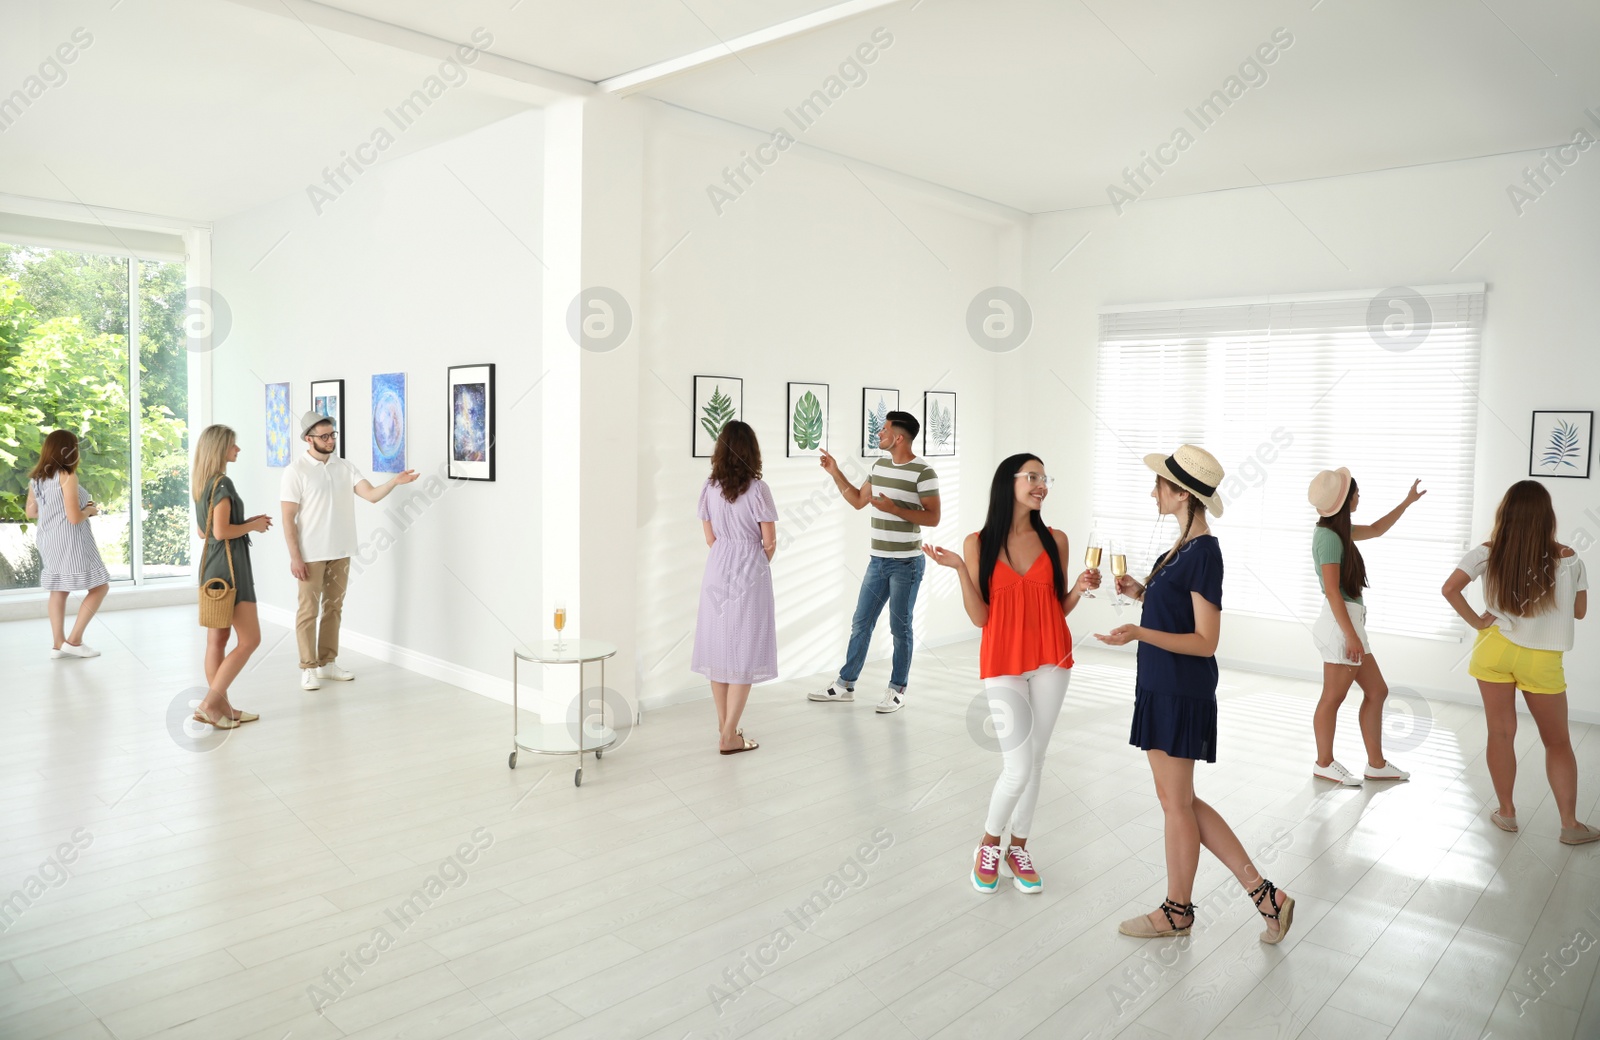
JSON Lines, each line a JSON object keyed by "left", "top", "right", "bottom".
{"left": 256, "top": 604, "right": 529, "bottom": 706}
{"left": 0, "top": 582, "right": 194, "bottom": 622}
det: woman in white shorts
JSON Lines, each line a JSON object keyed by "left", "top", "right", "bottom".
{"left": 1306, "top": 468, "right": 1426, "bottom": 786}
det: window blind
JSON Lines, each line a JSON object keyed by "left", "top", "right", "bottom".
{"left": 1093, "top": 288, "right": 1484, "bottom": 641}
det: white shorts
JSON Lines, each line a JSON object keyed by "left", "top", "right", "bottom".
{"left": 1312, "top": 600, "right": 1372, "bottom": 665}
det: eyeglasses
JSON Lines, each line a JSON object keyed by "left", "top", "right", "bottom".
{"left": 1015, "top": 472, "right": 1054, "bottom": 488}
{"left": 310, "top": 432, "right": 337, "bottom": 441}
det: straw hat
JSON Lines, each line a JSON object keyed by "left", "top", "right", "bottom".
{"left": 1307, "top": 468, "right": 1353, "bottom": 517}
{"left": 1143, "top": 444, "right": 1226, "bottom": 517}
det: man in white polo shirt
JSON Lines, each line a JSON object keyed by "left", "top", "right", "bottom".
{"left": 281, "top": 412, "right": 418, "bottom": 691}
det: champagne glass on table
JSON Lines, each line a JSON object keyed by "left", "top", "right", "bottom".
{"left": 553, "top": 599, "right": 568, "bottom": 654}
{"left": 1082, "top": 532, "right": 1103, "bottom": 599}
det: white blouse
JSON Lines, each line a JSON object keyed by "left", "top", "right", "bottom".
{"left": 1456, "top": 544, "right": 1588, "bottom": 652}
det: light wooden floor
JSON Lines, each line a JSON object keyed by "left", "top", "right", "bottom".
{"left": 2, "top": 605, "right": 1598, "bottom": 1040}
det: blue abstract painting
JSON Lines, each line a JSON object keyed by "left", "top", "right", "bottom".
{"left": 265, "top": 382, "right": 291, "bottom": 467}
{"left": 453, "top": 383, "right": 487, "bottom": 462}
{"left": 371, "top": 373, "right": 406, "bottom": 473}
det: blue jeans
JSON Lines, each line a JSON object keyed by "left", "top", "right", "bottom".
{"left": 839, "top": 555, "right": 925, "bottom": 691}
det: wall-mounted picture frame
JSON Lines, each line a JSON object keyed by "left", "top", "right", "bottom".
{"left": 693, "top": 375, "right": 742, "bottom": 458}
{"left": 371, "top": 372, "right": 407, "bottom": 474}
{"left": 309, "top": 378, "right": 346, "bottom": 459}
{"left": 265, "top": 382, "right": 292, "bottom": 467}
{"left": 861, "top": 387, "right": 899, "bottom": 457}
{"left": 1530, "top": 410, "right": 1593, "bottom": 479}
{"left": 448, "top": 364, "right": 496, "bottom": 481}
{"left": 922, "top": 390, "right": 957, "bottom": 457}
{"left": 786, "top": 382, "right": 829, "bottom": 458}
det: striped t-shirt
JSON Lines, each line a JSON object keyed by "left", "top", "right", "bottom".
{"left": 869, "top": 457, "right": 940, "bottom": 558}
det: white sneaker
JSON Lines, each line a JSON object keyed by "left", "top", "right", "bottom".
{"left": 875, "top": 687, "right": 906, "bottom": 714}
{"left": 56, "top": 642, "right": 99, "bottom": 659}
{"left": 1313, "top": 759, "right": 1362, "bottom": 786}
{"left": 317, "top": 662, "right": 355, "bottom": 681}
{"left": 808, "top": 682, "right": 854, "bottom": 703}
{"left": 1365, "top": 760, "right": 1410, "bottom": 782}
{"left": 301, "top": 668, "right": 322, "bottom": 691}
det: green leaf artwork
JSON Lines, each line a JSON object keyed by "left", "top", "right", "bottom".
{"left": 792, "top": 390, "right": 823, "bottom": 451}
{"left": 700, "top": 384, "right": 735, "bottom": 442}
{"left": 928, "top": 400, "right": 953, "bottom": 450}
{"left": 866, "top": 397, "right": 888, "bottom": 447}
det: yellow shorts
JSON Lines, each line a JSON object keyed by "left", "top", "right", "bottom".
{"left": 1468, "top": 626, "right": 1566, "bottom": 694}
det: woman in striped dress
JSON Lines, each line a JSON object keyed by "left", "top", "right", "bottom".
{"left": 24, "top": 430, "right": 111, "bottom": 659}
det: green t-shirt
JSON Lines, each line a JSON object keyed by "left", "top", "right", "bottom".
{"left": 1312, "top": 525, "right": 1362, "bottom": 604}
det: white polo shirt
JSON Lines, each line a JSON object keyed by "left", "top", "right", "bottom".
{"left": 281, "top": 451, "right": 365, "bottom": 562}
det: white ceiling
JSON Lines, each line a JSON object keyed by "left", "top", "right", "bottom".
{"left": 2, "top": 0, "right": 1597, "bottom": 220}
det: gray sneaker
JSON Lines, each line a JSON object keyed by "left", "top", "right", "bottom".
{"left": 808, "top": 682, "right": 854, "bottom": 702}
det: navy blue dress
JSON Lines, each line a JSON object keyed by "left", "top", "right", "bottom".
{"left": 1130, "top": 535, "right": 1223, "bottom": 762}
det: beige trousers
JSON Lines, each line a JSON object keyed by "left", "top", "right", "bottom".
{"left": 296, "top": 557, "right": 350, "bottom": 669}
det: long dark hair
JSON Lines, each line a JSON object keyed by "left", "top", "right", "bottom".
{"left": 978, "top": 453, "right": 1066, "bottom": 604}
{"left": 30, "top": 430, "right": 81, "bottom": 480}
{"left": 710, "top": 420, "right": 762, "bottom": 502}
{"left": 1145, "top": 476, "right": 1206, "bottom": 585}
{"left": 1486, "top": 480, "right": 1561, "bottom": 616}
{"left": 1316, "top": 478, "right": 1368, "bottom": 601}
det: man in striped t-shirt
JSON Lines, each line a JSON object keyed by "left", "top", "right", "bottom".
{"left": 810, "top": 411, "right": 941, "bottom": 714}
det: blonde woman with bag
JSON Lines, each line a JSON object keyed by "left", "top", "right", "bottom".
{"left": 192, "top": 424, "right": 270, "bottom": 728}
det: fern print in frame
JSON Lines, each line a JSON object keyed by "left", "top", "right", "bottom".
{"left": 922, "top": 390, "right": 957, "bottom": 457}
{"left": 692, "top": 375, "right": 743, "bottom": 458}
{"left": 861, "top": 387, "right": 900, "bottom": 457}
{"left": 1529, "top": 410, "right": 1593, "bottom": 479}
{"left": 787, "top": 382, "right": 829, "bottom": 457}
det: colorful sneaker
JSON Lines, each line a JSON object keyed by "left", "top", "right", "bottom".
{"left": 972, "top": 844, "right": 1001, "bottom": 894}
{"left": 1313, "top": 760, "right": 1362, "bottom": 787}
{"left": 875, "top": 687, "right": 906, "bottom": 714}
{"left": 1364, "top": 760, "right": 1410, "bottom": 782}
{"left": 807, "top": 682, "right": 854, "bottom": 702}
{"left": 1001, "top": 846, "right": 1042, "bottom": 893}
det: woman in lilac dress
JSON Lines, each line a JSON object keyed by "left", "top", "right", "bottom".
{"left": 692, "top": 421, "right": 778, "bottom": 754}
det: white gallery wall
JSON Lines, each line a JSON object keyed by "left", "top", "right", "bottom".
{"left": 632, "top": 103, "right": 1025, "bottom": 709}
{"left": 1014, "top": 147, "right": 1600, "bottom": 722}
{"left": 210, "top": 110, "right": 545, "bottom": 698}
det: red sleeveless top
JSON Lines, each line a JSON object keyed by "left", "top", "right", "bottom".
{"left": 979, "top": 537, "right": 1073, "bottom": 679}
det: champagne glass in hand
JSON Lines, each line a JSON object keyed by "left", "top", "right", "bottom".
{"left": 1081, "top": 533, "right": 1103, "bottom": 599}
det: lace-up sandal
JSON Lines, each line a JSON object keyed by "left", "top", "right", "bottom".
{"left": 1118, "top": 898, "right": 1195, "bottom": 938}
{"left": 1250, "top": 880, "right": 1295, "bottom": 945}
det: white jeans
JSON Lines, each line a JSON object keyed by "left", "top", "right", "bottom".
{"left": 982, "top": 665, "right": 1071, "bottom": 839}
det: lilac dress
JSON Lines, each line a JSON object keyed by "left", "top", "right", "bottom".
{"left": 692, "top": 478, "right": 779, "bottom": 684}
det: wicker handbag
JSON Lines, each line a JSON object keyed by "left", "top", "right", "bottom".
{"left": 198, "top": 476, "right": 237, "bottom": 629}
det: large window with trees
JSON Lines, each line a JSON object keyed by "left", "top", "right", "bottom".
{"left": 0, "top": 241, "right": 190, "bottom": 590}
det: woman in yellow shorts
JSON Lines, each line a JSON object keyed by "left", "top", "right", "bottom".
{"left": 1442, "top": 480, "right": 1598, "bottom": 845}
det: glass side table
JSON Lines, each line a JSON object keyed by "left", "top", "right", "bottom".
{"left": 511, "top": 639, "right": 618, "bottom": 787}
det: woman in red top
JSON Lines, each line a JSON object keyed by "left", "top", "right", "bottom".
{"left": 925, "top": 454, "right": 1098, "bottom": 894}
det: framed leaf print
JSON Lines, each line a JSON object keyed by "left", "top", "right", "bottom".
{"left": 922, "top": 391, "right": 956, "bottom": 457}
{"left": 861, "top": 388, "right": 899, "bottom": 458}
{"left": 786, "top": 382, "right": 829, "bottom": 458}
{"left": 1530, "top": 410, "right": 1593, "bottom": 478}
{"left": 448, "top": 364, "right": 496, "bottom": 481}
{"left": 693, "top": 375, "right": 742, "bottom": 458}
{"left": 309, "top": 378, "right": 346, "bottom": 459}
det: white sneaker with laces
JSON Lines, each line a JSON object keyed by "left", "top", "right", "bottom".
{"left": 808, "top": 682, "right": 854, "bottom": 702}
{"left": 317, "top": 661, "right": 355, "bottom": 681}
{"left": 301, "top": 668, "right": 322, "bottom": 691}
{"left": 1313, "top": 759, "right": 1362, "bottom": 786}
{"left": 57, "top": 642, "right": 99, "bottom": 659}
{"left": 875, "top": 687, "right": 906, "bottom": 714}
{"left": 1364, "top": 760, "right": 1410, "bottom": 782}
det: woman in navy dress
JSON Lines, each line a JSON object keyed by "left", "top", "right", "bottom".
{"left": 1096, "top": 445, "right": 1295, "bottom": 945}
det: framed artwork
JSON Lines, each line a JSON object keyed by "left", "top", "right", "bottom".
{"left": 922, "top": 391, "right": 957, "bottom": 457}
{"left": 371, "top": 372, "right": 407, "bottom": 474}
{"left": 861, "top": 387, "right": 899, "bottom": 457}
{"left": 265, "top": 382, "right": 292, "bottom": 467}
{"left": 309, "top": 378, "right": 346, "bottom": 458}
{"left": 448, "top": 364, "right": 496, "bottom": 481}
{"left": 1530, "top": 410, "right": 1593, "bottom": 479}
{"left": 786, "top": 382, "right": 829, "bottom": 458}
{"left": 693, "top": 375, "right": 742, "bottom": 458}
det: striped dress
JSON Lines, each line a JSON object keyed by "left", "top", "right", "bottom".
{"left": 32, "top": 475, "right": 111, "bottom": 591}
{"left": 868, "top": 457, "right": 940, "bottom": 558}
